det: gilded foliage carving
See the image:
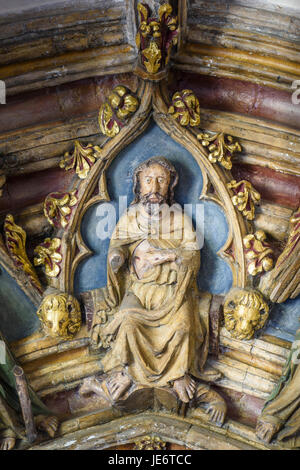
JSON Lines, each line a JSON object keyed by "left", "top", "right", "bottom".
{"left": 134, "top": 435, "right": 167, "bottom": 450}
{"left": 44, "top": 191, "right": 78, "bottom": 229}
{"left": 136, "top": 3, "right": 178, "bottom": 74}
{"left": 243, "top": 230, "right": 274, "bottom": 276}
{"left": 197, "top": 132, "right": 242, "bottom": 170}
{"left": 34, "top": 238, "right": 62, "bottom": 278}
{"left": 227, "top": 179, "right": 261, "bottom": 220}
{"left": 168, "top": 89, "right": 201, "bottom": 127}
{"left": 4, "top": 214, "right": 42, "bottom": 293}
{"left": 99, "top": 86, "right": 139, "bottom": 138}
{"left": 60, "top": 140, "right": 102, "bottom": 179}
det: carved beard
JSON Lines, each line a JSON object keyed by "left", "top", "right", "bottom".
{"left": 140, "top": 192, "right": 168, "bottom": 215}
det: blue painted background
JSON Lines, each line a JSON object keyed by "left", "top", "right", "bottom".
{"left": 74, "top": 122, "right": 233, "bottom": 296}
{"left": 264, "top": 297, "right": 300, "bottom": 342}
{"left": 0, "top": 266, "right": 40, "bottom": 342}
{"left": 0, "top": 120, "right": 299, "bottom": 344}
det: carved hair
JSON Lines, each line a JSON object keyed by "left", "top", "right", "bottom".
{"left": 132, "top": 156, "right": 179, "bottom": 205}
{"left": 238, "top": 291, "right": 267, "bottom": 311}
{"left": 37, "top": 292, "right": 81, "bottom": 339}
{"left": 223, "top": 288, "right": 269, "bottom": 340}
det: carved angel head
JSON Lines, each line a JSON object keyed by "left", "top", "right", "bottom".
{"left": 223, "top": 288, "right": 269, "bottom": 340}
{"left": 37, "top": 292, "right": 82, "bottom": 340}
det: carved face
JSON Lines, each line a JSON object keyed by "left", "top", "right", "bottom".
{"left": 37, "top": 293, "right": 81, "bottom": 340}
{"left": 223, "top": 288, "right": 269, "bottom": 341}
{"left": 139, "top": 163, "right": 171, "bottom": 204}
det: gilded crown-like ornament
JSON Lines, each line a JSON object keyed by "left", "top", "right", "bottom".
{"left": 99, "top": 85, "right": 139, "bottom": 138}
{"left": 136, "top": 3, "right": 178, "bottom": 75}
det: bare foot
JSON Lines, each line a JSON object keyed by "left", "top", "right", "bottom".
{"left": 106, "top": 371, "right": 132, "bottom": 401}
{"left": 35, "top": 415, "right": 59, "bottom": 438}
{"left": 206, "top": 402, "right": 226, "bottom": 427}
{"left": 173, "top": 375, "right": 196, "bottom": 403}
{"left": 79, "top": 376, "right": 104, "bottom": 397}
{"left": 256, "top": 419, "right": 280, "bottom": 443}
{"left": 0, "top": 437, "right": 16, "bottom": 450}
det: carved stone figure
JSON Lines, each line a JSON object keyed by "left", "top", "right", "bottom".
{"left": 37, "top": 290, "right": 82, "bottom": 340}
{"left": 0, "top": 331, "right": 58, "bottom": 450}
{"left": 223, "top": 287, "right": 269, "bottom": 340}
{"left": 80, "top": 156, "right": 226, "bottom": 425}
{"left": 256, "top": 326, "right": 300, "bottom": 447}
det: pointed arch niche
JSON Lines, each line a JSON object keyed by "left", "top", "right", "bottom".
{"left": 57, "top": 81, "right": 248, "bottom": 296}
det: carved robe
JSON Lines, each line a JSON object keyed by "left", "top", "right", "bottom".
{"left": 260, "top": 327, "right": 300, "bottom": 447}
{"left": 84, "top": 202, "right": 209, "bottom": 387}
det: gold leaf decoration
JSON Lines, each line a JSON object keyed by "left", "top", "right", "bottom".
{"left": 99, "top": 86, "right": 139, "bottom": 138}
{"left": 60, "top": 140, "right": 102, "bottom": 179}
{"left": 227, "top": 179, "right": 261, "bottom": 220}
{"left": 134, "top": 435, "right": 167, "bottom": 450}
{"left": 197, "top": 132, "right": 242, "bottom": 170}
{"left": 34, "top": 238, "right": 62, "bottom": 278}
{"left": 223, "top": 288, "right": 269, "bottom": 341}
{"left": 136, "top": 2, "right": 178, "bottom": 74}
{"left": 142, "top": 41, "right": 162, "bottom": 74}
{"left": 168, "top": 89, "right": 201, "bottom": 127}
{"left": 243, "top": 230, "right": 274, "bottom": 276}
{"left": 4, "top": 214, "right": 42, "bottom": 293}
{"left": 44, "top": 191, "right": 78, "bottom": 229}
{"left": 37, "top": 293, "right": 82, "bottom": 340}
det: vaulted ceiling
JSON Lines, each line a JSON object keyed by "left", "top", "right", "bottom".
{"left": 0, "top": 2, "right": 299, "bottom": 446}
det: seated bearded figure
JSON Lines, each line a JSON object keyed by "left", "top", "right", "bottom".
{"left": 80, "top": 156, "right": 226, "bottom": 425}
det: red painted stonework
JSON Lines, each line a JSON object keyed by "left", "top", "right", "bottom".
{"left": 169, "top": 72, "right": 300, "bottom": 130}
{"left": 0, "top": 167, "right": 75, "bottom": 216}
{"left": 0, "top": 74, "right": 138, "bottom": 134}
{"left": 232, "top": 164, "right": 300, "bottom": 209}
{"left": 0, "top": 72, "right": 299, "bottom": 136}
